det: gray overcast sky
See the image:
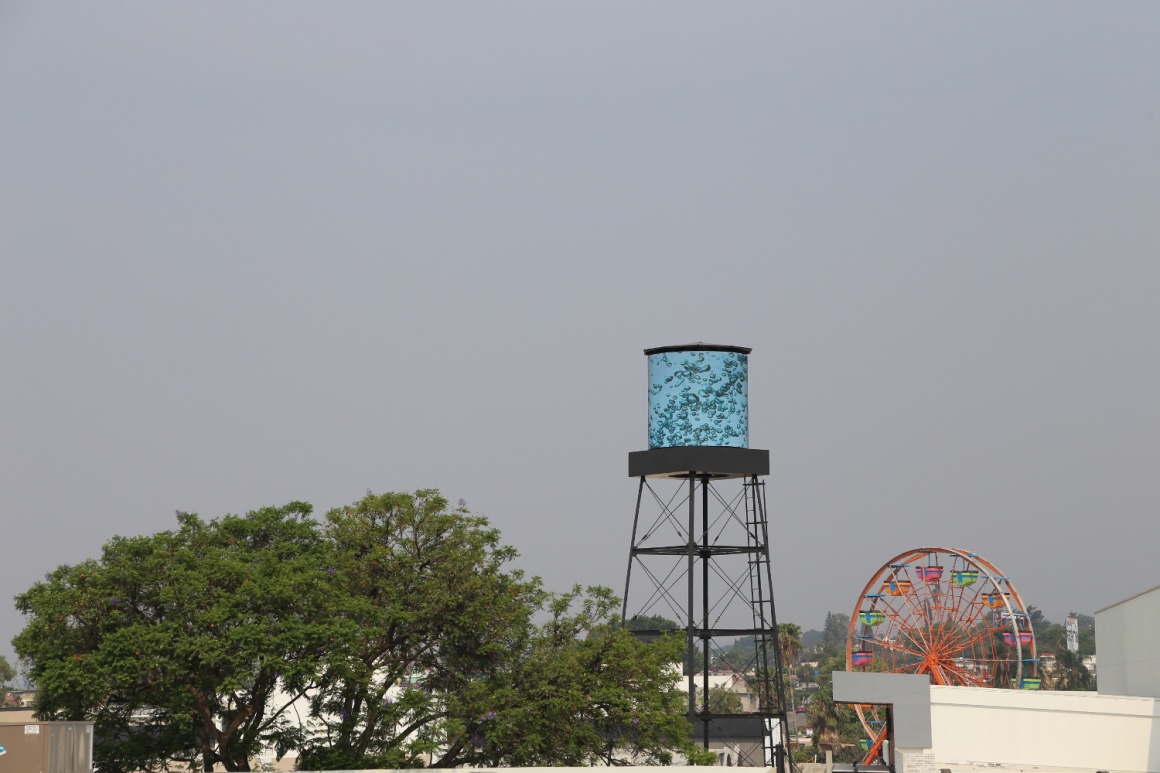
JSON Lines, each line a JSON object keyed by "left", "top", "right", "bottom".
{"left": 2, "top": 2, "right": 1159, "bottom": 659}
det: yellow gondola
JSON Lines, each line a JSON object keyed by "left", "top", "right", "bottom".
{"left": 881, "top": 580, "right": 914, "bottom": 596}
{"left": 981, "top": 592, "right": 1011, "bottom": 609}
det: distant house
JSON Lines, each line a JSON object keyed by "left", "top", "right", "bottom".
{"left": 0, "top": 690, "right": 36, "bottom": 725}
{"left": 2, "top": 690, "right": 36, "bottom": 709}
{"left": 694, "top": 670, "right": 758, "bottom": 712}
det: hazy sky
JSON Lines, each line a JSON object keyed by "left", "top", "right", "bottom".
{"left": 3, "top": 3, "right": 1159, "bottom": 661}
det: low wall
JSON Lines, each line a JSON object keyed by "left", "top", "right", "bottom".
{"left": 931, "top": 685, "right": 1160, "bottom": 772}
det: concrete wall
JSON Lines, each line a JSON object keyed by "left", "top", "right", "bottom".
{"left": 1098, "top": 584, "right": 1160, "bottom": 700}
{"left": 930, "top": 684, "right": 1160, "bottom": 772}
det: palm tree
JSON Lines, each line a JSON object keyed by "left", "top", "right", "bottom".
{"left": 1048, "top": 649, "right": 1093, "bottom": 691}
{"left": 778, "top": 623, "right": 803, "bottom": 711}
{"left": 807, "top": 689, "right": 842, "bottom": 753}
{"left": 778, "top": 623, "right": 803, "bottom": 671}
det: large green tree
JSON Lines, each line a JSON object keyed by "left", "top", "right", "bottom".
{"left": 14, "top": 504, "right": 334, "bottom": 773}
{"left": 438, "top": 587, "right": 713, "bottom": 767}
{"left": 296, "top": 490, "right": 539, "bottom": 769}
{"left": 623, "top": 614, "right": 705, "bottom": 675}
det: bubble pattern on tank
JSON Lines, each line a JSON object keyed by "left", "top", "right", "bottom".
{"left": 647, "top": 350, "right": 748, "bottom": 448}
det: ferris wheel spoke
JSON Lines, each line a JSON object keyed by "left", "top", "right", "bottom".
{"left": 942, "top": 582, "right": 986, "bottom": 631}
{"left": 891, "top": 590, "right": 931, "bottom": 634}
{"left": 879, "top": 606, "right": 935, "bottom": 655}
{"left": 928, "top": 614, "right": 984, "bottom": 651}
{"left": 897, "top": 580, "right": 951, "bottom": 650}
{"left": 937, "top": 659, "right": 977, "bottom": 685}
{"left": 959, "top": 670, "right": 991, "bottom": 688}
{"left": 936, "top": 661, "right": 969, "bottom": 686}
{"left": 945, "top": 661, "right": 983, "bottom": 687}
{"left": 860, "top": 725, "right": 889, "bottom": 766}
{"left": 941, "top": 582, "right": 1000, "bottom": 643}
{"left": 954, "top": 624, "right": 1005, "bottom": 654}
{"left": 949, "top": 591, "right": 990, "bottom": 632}
{"left": 924, "top": 663, "right": 948, "bottom": 685}
{"left": 868, "top": 594, "right": 932, "bottom": 653}
{"left": 865, "top": 637, "right": 925, "bottom": 659}
{"left": 883, "top": 596, "right": 935, "bottom": 651}
{"left": 885, "top": 663, "right": 921, "bottom": 675}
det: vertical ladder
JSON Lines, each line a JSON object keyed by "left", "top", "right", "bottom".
{"left": 745, "top": 476, "right": 789, "bottom": 770}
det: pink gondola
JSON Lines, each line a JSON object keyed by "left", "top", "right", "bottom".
{"left": 1002, "top": 631, "right": 1034, "bottom": 646}
{"left": 915, "top": 566, "right": 944, "bottom": 582}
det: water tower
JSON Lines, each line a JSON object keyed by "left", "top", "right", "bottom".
{"left": 621, "top": 344, "right": 789, "bottom": 770}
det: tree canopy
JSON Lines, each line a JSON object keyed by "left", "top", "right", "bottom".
{"left": 15, "top": 490, "right": 710, "bottom": 771}
{"left": 14, "top": 503, "right": 331, "bottom": 772}
{"left": 1027, "top": 606, "right": 1097, "bottom": 659}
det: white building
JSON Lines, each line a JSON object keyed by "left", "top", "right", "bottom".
{"left": 1096, "top": 584, "right": 1160, "bottom": 699}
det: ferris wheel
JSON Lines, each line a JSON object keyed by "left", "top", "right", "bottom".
{"left": 845, "top": 547, "right": 1039, "bottom": 763}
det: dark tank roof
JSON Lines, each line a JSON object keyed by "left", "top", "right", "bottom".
{"left": 643, "top": 342, "right": 751, "bottom": 356}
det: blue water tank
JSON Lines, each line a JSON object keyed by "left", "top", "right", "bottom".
{"left": 645, "top": 343, "right": 750, "bottom": 449}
